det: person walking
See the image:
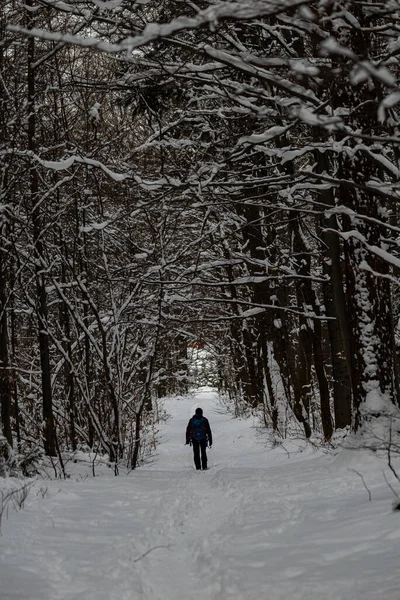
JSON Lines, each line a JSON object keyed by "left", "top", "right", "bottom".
{"left": 185, "top": 407, "right": 212, "bottom": 470}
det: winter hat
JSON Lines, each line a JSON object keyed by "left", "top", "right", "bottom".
{"left": 195, "top": 408, "right": 203, "bottom": 416}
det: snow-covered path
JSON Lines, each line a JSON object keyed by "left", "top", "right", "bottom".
{"left": 1, "top": 390, "right": 400, "bottom": 600}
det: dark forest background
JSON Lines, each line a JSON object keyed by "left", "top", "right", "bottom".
{"left": 1, "top": 0, "right": 400, "bottom": 473}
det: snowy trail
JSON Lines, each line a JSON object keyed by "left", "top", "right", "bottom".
{"left": 1, "top": 389, "right": 400, "bottom": 600}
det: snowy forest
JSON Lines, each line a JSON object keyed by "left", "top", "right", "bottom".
{"left": 2, "top": 0, "right": 400, "bottom": 471}
{"left": 2, "top": 1, "right": 400, "bottom": 598}
{"left": 2, "top": 0, "right": 400, "bottom": 469}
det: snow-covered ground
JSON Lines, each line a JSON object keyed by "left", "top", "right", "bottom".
{"left": 1, "top": 389, "right": 400, "bottom": 600}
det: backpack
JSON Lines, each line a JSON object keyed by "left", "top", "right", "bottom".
{"left": 192, "top": 417, "right": 206, "bottom": 441}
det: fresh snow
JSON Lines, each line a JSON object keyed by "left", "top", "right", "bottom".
{"left": 8, "top": 1, "right": 312, "bottom": 57}
{"left": 36, "top": 155, "right": 128, "bottom": 182}
{"left": 1, "top": 389, "right": 400, "bottom": 600}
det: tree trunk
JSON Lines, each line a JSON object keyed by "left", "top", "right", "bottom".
{"left": 312, "top": 302, "right": 333, "bottom": 440}
{"left": 291, "top": 219, "right": 327, "bottom": 437}
{"left": 0, "top": 14, "right": 12, "bottom": 448}
{"left": 9, "top": 263, "right": 21, "bottom": 451}
{"left": 259, "top": 336, "right": 278, "bottom": 430}
{"left": 27, "top": 2, "right": 56, "bottom": 456}
{"left": 328, "top": 4, "right": 399, "bottom": 434}
{"left": 313, "top": 141, "right": 352, "bottom": 430}
{"left": 59, "top": 234, "right": 77, "bottom": 452}
{"left": 322, "top": 259, "right": 351, "bottom": 430}
{"left": 0, "top": 242, "right": 12, "bottom": 447}
{"left": 217, "top": 226, "right": 254, "bottom": 407}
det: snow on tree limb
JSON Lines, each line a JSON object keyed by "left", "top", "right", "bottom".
{"left": 8, "top": 0, "right": 311, "bottom": 55}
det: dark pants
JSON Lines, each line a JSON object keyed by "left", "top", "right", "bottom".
{"left": 192, "top": 439, "right": 208, "bottom": 470}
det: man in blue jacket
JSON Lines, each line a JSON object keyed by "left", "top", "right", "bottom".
{"left": 185, "top": 407, "right": 212, "bottom": 470}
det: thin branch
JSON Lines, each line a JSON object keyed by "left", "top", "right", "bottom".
{"left": 133, "top": 544, "right": 172, "bottom": 563}
{"left": 350, "top": 468, "right": 372, "bottom": 501}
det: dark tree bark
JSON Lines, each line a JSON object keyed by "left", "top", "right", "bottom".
{"left": 216, "top": 226, "right": 255, "bottom": 407}
{"left": 0, "top": 3, "right": 12, "bottom": 448}
{"left": 322, "top": 272, "right": 352, "bottom": 430}
{"left": 327, "top": 3, "right": 399, "bottom": 432}
{"left": 292, "top": 218, "right": 333, "bottom": 439}
{"left": 0, "top": 241, "right": 12, "bottom": 447}
{"left": 272, "top": 284, "right": 312, "bottom": 439}
{"left": 59, "top": 231, "right": 77, "bottom": 452}
{"left": 314, "top": 140, "right": 352, "bottom": 430}
{"left": 238, "top": 203, "right": 279, "bottom": 413}
{"left": 27, "top": 1, "right": 56, "bottom": 456}
{"left": 9, "top": 262, "right": 21, "bottom": 451}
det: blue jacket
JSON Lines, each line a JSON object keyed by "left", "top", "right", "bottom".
{"left": 186, "top": 415, "right": 212, "bottom": 445}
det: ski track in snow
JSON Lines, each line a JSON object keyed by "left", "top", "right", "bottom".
{"left": 1, "top": 389, "right": 400, "bottom": 600}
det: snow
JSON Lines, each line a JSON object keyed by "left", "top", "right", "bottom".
{"left": 289, "top": 60, "right": 319, "bottom": 76}
{"left": 91, "top": 0, "right": 124, "bottom": 8}
{"left": 296, "top": 106, "right": 342, "bottom": 129}
{"left": 79, "top": 220, "right": 114, "bottom": 233}
{"left": 321, "top": 37, "right": 356, "bottom": 59}
{"left": 36, "top": 155, "right": 128, "bottom": 182}
{"left": 239, "top": 125, "right": 290, "bottom": 145}
{"left": 88, "top": 102, "right": 101, "bottom": 123}
{"left": 1, "top": 389, "right": 400, "bottom": 600}
{"left": 8, "top": 1, "right": 311, "bottom": 56}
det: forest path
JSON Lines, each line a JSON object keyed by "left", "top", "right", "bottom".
{"left": 1, "top": 390, "right": 399, "bottom": 600}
